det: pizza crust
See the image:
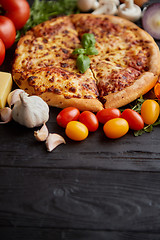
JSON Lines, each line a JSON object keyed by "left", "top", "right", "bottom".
{"left": 104, "top": 72, "right": 158, "bottom": 108}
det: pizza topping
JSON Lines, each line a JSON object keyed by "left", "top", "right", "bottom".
{"left": 98, "top": 67, "right": 141, "bottom": 96}
{"left": 73, "top": 33, "right": 98, "bottom": 73}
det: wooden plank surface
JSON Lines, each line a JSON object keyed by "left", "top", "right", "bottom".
{"left": 0, "top": 168, "right": 160, "bottom": 231}
{"left": 0, "top": 0, "right": 160, "bottom": 239}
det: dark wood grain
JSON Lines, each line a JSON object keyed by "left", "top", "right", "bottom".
{"left": 0, "top": 168, "right": 160, "bottom": 231}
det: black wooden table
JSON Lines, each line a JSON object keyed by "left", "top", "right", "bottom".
{"left": 1, "top": 1, "right": 160, "bottom": 239}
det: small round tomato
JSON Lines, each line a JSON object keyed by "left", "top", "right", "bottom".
{"left": 103, "top": 118, "right": 129, "bottom": 139}
{"left": 121, "top": 109, "right": 144, "bottom": 130}
{"left": 56, "top": 107, "right": 80, "bottom": 128}
{"left": 65, "top": 121, "right": 88, "bottom": 141}
{"left": 79, "top": 111, "right": 99, "bottom": 132}
{"left": 96, "top": 108, "right": 121, "bottom": 124}
{"left": 141, "top": 99, "right": 160, "bottom": 125}
{"left": 1, "top": 0, "right": 30, "bottom": 30}
{"left": 0, "top": 16, "right": 16, "bottom": 49}
{"left": 154, "top": 83, "right": 160, "bottom": 99}
{"left": 0, "top": 38, "right": 5, "bottom": 65}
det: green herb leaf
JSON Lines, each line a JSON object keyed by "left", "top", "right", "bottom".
{"left": 72, "top": 48, "right": 87, "bottom": 55}
{"left": 86, "top": 46, "right": 99, "bottom": 55}
{"left": 134, "top": 129, "right": 145, "bottom": 136}
{"left": 81, "top": 33, "right": 96, "bottom": 49}
{"left": 76, "top": 54, "right": 90, "bottom": 74}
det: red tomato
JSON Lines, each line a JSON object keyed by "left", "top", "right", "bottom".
{"left": 0, "top": 0, "right": 30, "bottom": 30}
{"left": 96, "top": 108, "right": 121, "bottom": 124}
{"left": 0, "top": 16, "right": 16, "bottom": 49}
{"left": 57, "top": 107, "right": 80, "bottom": 128}
{"left": 79, "top": 111, "right": 99, "bottom": 132}
{"left": 0, "top": 38, "right": 5, "bottom": 65}
{"left": 121, "top": 109, "right": 144, "bottom": 130}
{"left": 103, "top": 118, "right": 129, "bottom": 139}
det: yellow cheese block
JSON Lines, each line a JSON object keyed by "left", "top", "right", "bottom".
{"left": 0, "top": 72, "right": 12, "bottom": 109}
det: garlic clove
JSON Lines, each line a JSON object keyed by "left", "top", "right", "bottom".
{"left": 45, "top": 133, "right": 66, "bottom": 152}
{"left": 0, "top": 107, "right": 12, "bottom": 124}
{"left": 7, "top": 89, "right": 25, "bottom": 108}
{"left": 34, "top": 123, "right": 49, "bottom": 141}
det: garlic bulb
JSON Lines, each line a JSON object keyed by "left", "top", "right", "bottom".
{"left": 12, "top": 92, "right": 49, "bottom": 128}
{"left": 7, "top": 89, "right": 25, "bottom": 108}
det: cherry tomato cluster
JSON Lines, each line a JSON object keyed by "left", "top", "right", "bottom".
{"left": 0, "top": 0, "right": 30, "bottom": 65}
{"left": 56, "top": 98, "right": 160, "bottom": 141}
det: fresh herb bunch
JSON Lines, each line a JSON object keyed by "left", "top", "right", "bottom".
{"left": 72, "top": 33, "right": 99, "bottom": 73}
{"left": 16, "top": 0, "right": 79, "bottom": 41}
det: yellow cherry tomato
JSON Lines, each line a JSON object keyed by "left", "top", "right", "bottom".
{"left": 65, "top": 121, "right": 88, "bottom": 141}
{"left": 141, "top": 99, "right": 160, "bottom": 125}
{"left": 103, "top": 118, "right": 129, "bottom": 139}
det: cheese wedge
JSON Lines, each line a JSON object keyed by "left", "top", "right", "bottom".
{"left": 0, "top": 72, "right": 12, "bottom": 108}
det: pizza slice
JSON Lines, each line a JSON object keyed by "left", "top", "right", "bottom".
{"left": 13, "top": 66, "right": 103, "bottom": 112}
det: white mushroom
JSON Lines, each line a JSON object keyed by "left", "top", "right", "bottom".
{"left": 99, "top": 0, "right": 120, "bottom": 6}
{"left": 77, "top": 0, "right": 99, "bottom": 12}
{"left": 118, "top": 0, "right": 141, "bottom": 22}
{"left": 45, "top": 133, "right": 66, "bottom": 152}
{"left": 92, "top": 1, "right": 118, "bottom": 15}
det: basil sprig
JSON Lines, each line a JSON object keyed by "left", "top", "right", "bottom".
{"left": 72, "top": 33, "right": 98, "bottom": 74}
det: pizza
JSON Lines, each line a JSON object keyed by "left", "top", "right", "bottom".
{"left": 12, "top": 14, "right": 160, "bottom": 112}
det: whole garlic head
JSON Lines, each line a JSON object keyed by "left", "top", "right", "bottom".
{"left": 12, "top": 92, "right": 49, "bottom": 128}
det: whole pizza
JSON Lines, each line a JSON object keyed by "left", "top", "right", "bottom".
{"left": 12, "top": 14, "right": 160, "bottom": 112}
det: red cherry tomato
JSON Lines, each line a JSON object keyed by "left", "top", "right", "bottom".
{"left": 57, "top": 107, "right": 80, "bottom": 128}
{"left": 103, "top": 118, "right": 129, "bottom": 139}
{"left": 0, "top": 16, "right": 16, "bottom": 49}
{"left": 0, "top": 38, "right": 5, "bottom": 65}
{"left": 96, "top": 108, "right": 121, "bottom": 124}
{"left": 0, "top": 0, "right": 30, "bottom": 30}
{"left": 79, "top": 111, "right": 99, "bottom": 132}
{"left": 141, "top": 99, "right": 160, "bottom": 125}
{"left": 121, "top": 109, "right": 144, "bottom": 130}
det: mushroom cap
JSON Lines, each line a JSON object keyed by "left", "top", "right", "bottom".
{"left": 92, "top": 1, "right": 118, "bottom": 15}
{"left": 118, "top": 3, "right": 141, "bottom": 22}
{"left": 77, "top": 0, "right": 97, "bottom": 12}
